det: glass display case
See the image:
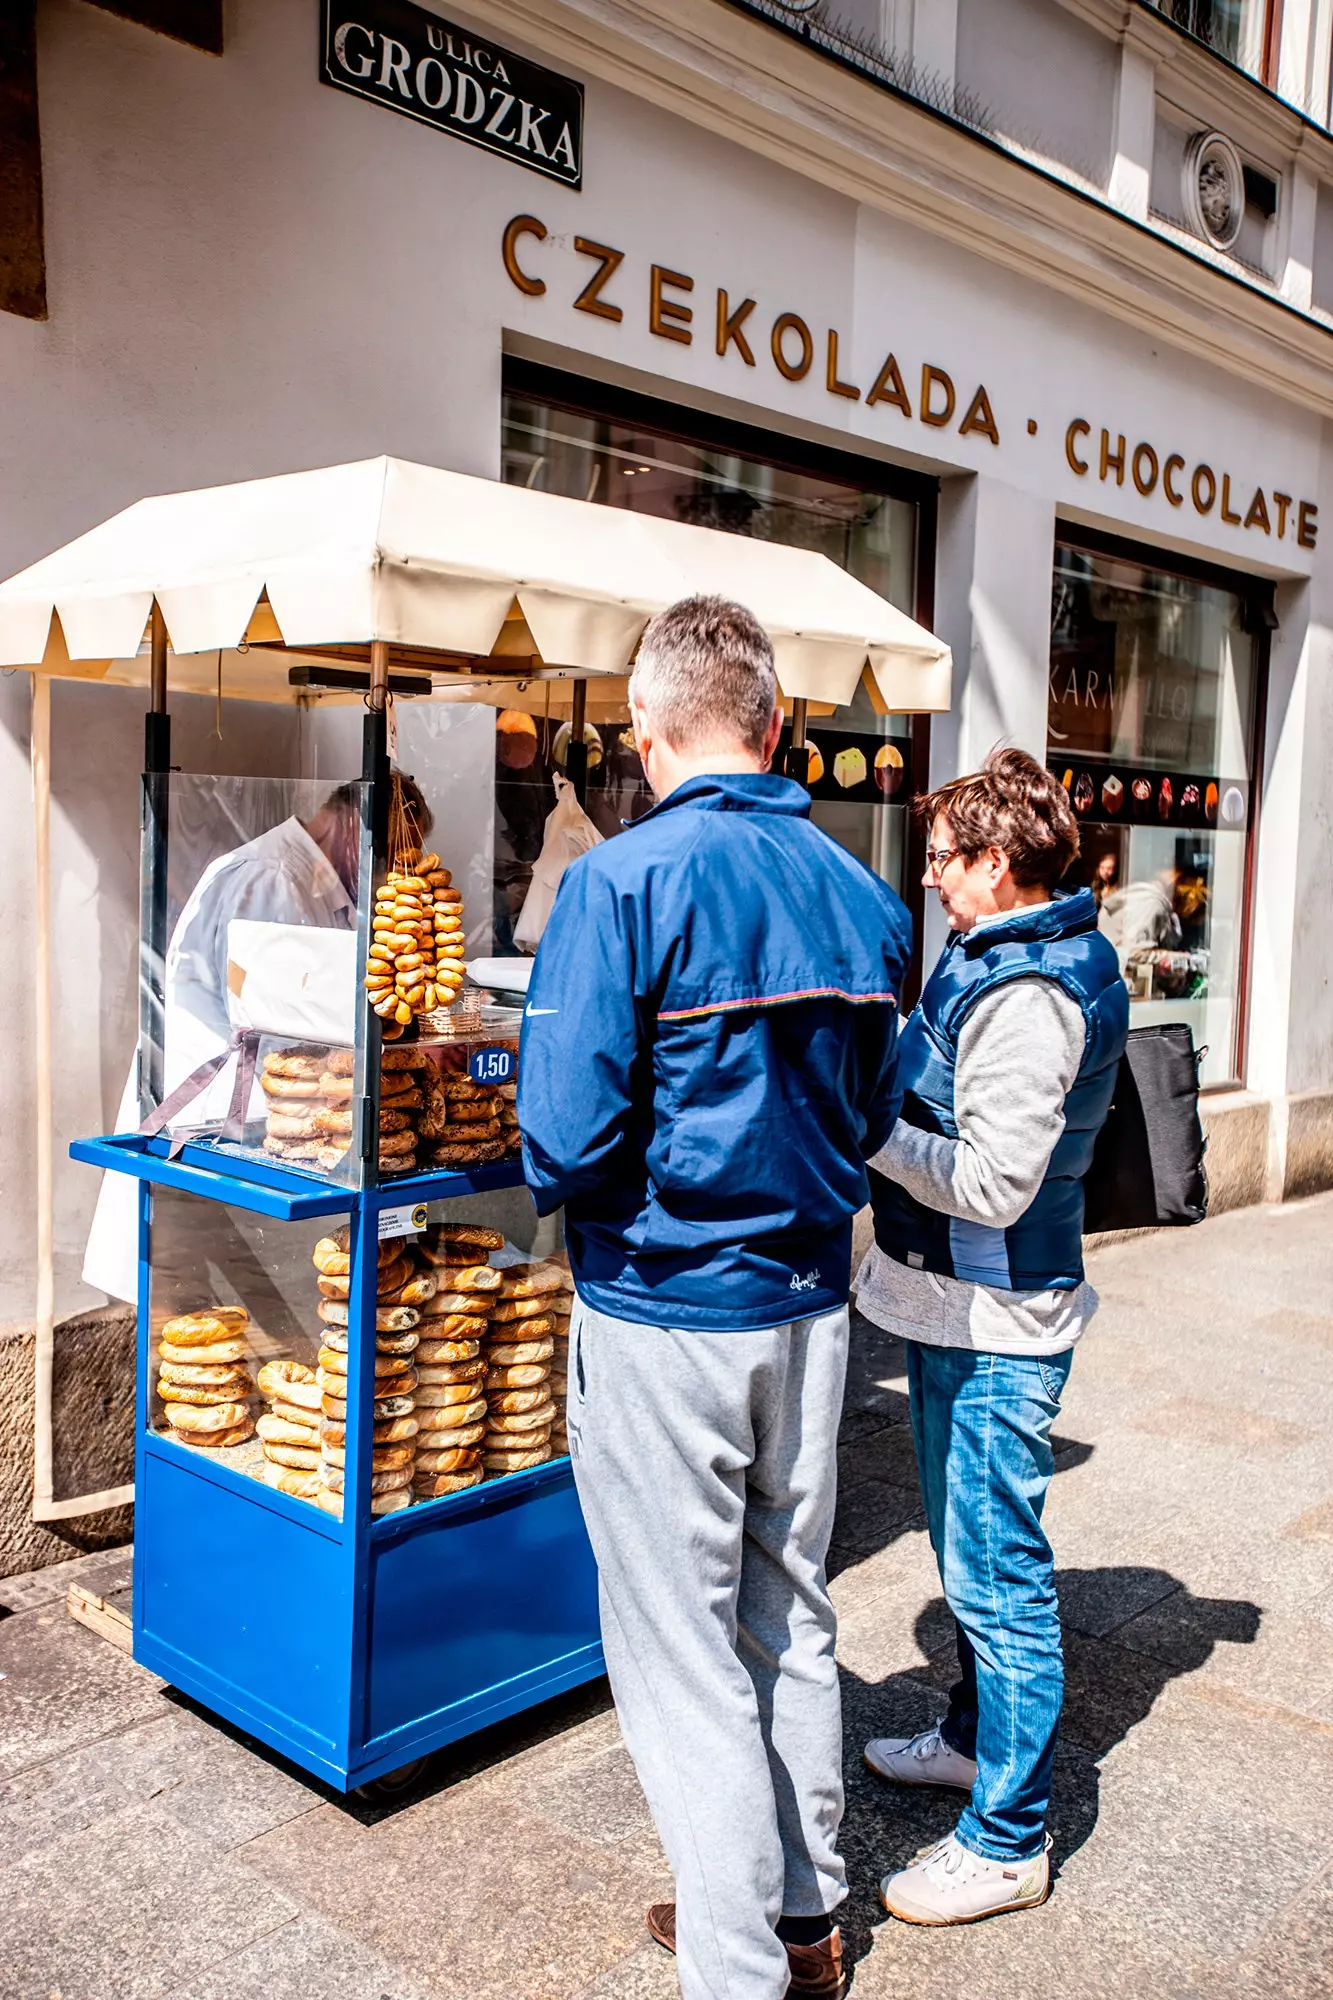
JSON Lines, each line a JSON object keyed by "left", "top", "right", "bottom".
{"left": 74, "top": 748, "right": 600, "bottom": 1790}
{"left": 67, "top": 1145, "right": 600, "bottom": 1790}
{"left": 133, "top": 770, "right": 527, "bottom": 1193}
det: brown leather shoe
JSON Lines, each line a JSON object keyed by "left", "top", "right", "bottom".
{"left": 646, "top": 1903, "right": 845, "bottom": 1996}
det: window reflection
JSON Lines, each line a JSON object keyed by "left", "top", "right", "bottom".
{"left": 1049, "top": 544, "right": 1261, "bottom": 1086}
{"left": 499, "top": 387, "right": 920, "bottom": 897}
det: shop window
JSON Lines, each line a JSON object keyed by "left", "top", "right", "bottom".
{"left": 498, "top": 368, "right": 926, "bottom": 926}
{"left": 1049, "top": 538, "right": 1265, "bottom": 1088}
{"left": 1149, "top": 1, "right": 1280, "bottom": 86}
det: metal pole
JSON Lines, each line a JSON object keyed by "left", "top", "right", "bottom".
{"left": 566, "top": 677, "right": 589, "bottom": 804}
{"left": 367, "top": 637, "right": 389, "bottom": 715}
{"left": 788, "top": 695, "right": 811, "bottom": 788}
{"left": 356, "top": 641, "right": 391, "bottom": 1188}
{"left": 139, "top": 603, "right": 171, "bottom": 1116}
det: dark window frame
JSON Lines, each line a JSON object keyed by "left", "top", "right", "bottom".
{"left": 502, "top": 358, "right": 939, "bottom": 1003}
{"left": 1051, "top": 518, "right": 1274, "bottom": 1093}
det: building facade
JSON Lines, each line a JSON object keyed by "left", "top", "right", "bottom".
{"left": 3, "top": 0, "right": 1333, "bottom": 1564}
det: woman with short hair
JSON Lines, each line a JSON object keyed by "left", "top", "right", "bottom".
{"left": 856, "top": 747, "right": 1128, "bottom": 1926}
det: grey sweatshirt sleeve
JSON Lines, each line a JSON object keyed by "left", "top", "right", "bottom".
{"left": 870, "top": 978, "right": 1087, "bottom": 1229}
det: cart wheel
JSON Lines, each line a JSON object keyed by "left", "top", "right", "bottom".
{"left": 355, "top": 1757, "right": 430, "bottom": 1800}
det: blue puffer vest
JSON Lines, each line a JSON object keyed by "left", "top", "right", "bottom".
{"left": 869, "top": 888, "right": 1129, "bottom": 1291}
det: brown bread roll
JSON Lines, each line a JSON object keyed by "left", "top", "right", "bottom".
{"left": 414, "top": 1411, "right": 487, "bottom": 1442}
{"left": 166, "top": 1399, "right": 250, "bottom": 1433}
{"left": 483, "top": 1443, "right": 551, "bottom": 1473}
{"left": 488, "top": 1336, "right": 555, "bottom": 1367}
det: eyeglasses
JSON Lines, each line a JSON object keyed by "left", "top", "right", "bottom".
{"left": 924, "top": 845, "right": 962, "bottom": 875}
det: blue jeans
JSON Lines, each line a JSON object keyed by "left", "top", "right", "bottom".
{"left": 905, "top": 1341, "right": 1073, "bottom": 1863}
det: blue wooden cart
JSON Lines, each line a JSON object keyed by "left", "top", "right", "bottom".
{"left": 71, "top": 1131, "right": 603, "bottom": 1791}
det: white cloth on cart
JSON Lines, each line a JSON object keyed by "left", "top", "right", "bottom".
{"left": 82, "top": 818, "right": 355, "bottom": 1303}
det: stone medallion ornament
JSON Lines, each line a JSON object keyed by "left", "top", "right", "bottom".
{"left": 1182, "top": 131, "right": 1246, "bottom": 251}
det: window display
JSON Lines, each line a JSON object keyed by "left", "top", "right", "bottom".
{"left": 500, "top": 370, "right": 923, "bottom": 907}
{"left": 1049, "top": 539, "right": 1264, "bottom": 1086}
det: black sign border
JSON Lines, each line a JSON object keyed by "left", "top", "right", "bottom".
{"left": 319, "top": 0, "right": 584, "bottom": 191}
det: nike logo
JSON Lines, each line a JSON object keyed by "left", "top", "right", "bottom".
{"left": 525, "top": 1005, "right": 559, "bottom": 1017}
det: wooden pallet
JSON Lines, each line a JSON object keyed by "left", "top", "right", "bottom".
{"left": 66, "top": 1581, "right": 132, "bottom": 1653}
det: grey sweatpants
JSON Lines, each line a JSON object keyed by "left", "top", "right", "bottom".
{"left": 567, "top": 1299, "right": 851, "bottom": 2000}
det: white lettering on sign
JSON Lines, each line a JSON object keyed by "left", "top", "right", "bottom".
{"left": 323, "top": 2, "right": 583, "bottom": 188}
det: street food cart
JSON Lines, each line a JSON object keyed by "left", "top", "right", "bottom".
{"left": 0, "top": 456, "right": 951, "bottom": 1789}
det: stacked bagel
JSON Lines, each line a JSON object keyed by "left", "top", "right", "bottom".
{"left": 364, "top": 853, "right": 465, "bottom": 1036}
{"left": 256, "top": 1359, "right": 324, "bottom": 1498}
{"left": 261, "top": 1044, "right": 429, "bottom": 1178}
{"left": 261, "top": 1046, "right": 336, "bottom": 1171}
{"left": 548, "top": 1267, "right": 574, "bottom": 1458}
{"left": 483, "top": 1263, "right": 570, "bottom": 1477}
{"left": 498, "top": 1080, "right": 522, "bottom": 1159}
{"left": 411, "top": 1225, "right": 506, "bottom": 1498}
{"left": 418, "top": 1073, "right": 507, "bottom": 1171}
{"left": 312, "top": 1225, "right": 427, "bottom": 1516}
{"left": 157, "top": 1307, "right": 256, "bottom": 1448}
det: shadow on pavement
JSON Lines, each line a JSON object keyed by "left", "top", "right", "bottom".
{"left": 835, "top": 1569, "right": 1261, "bottom": 1980}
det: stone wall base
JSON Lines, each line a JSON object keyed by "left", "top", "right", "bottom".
{"left": 0, "top": 1307, "right": 134, "bottom": 1579}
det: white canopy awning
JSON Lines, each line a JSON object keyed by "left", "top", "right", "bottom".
{"left": 0, "top": 455, "right": 952, "bottom": 712}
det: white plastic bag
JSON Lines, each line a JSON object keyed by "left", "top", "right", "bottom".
{"left": 514, "top": 773, "right": 604, "bottom": 950}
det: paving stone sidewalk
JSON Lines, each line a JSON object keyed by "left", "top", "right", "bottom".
{"left": 3, "top": 1195, "right": 1332, "bottom": 1999}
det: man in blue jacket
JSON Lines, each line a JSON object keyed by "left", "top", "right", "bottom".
{"left": 519, "top": 596, "right": 911, "bottom": 2000}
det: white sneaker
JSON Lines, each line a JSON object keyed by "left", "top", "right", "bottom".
{"left": 880, "top": 1833, "right": 1052, "bottom": 1926}
{"left": 863, "top": 1723, "right": 978, "bottom": 1792}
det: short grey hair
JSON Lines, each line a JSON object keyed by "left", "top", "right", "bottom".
{"left": 629, "top": 596, "right": 778, "bottom": 757}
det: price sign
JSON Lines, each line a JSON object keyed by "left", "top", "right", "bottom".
{"left": 468, "top": 1045, "right": 516, "bottom": 1086}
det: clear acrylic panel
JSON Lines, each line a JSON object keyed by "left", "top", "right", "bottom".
{"left": 147, "top": 1184, "right": 570, "bottom": 1518}
{"left": 143, "top": 774, "right": 369, "bottom": 1184}
{"left": 148, "top": 1189, "right": 347, "bottom": 1513}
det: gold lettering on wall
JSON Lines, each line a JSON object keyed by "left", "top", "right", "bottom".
{"left": 1244, "top": 488, "right": 1271, "bottom": 534}
{"left": 572, "top": 238, "right": 625, "bottom": 322}
{"left": 867, "top": 353, "right": 912, "bottom": 416}
{"left": 716, "top": 291, "right": 756, "bottom": 365}
{"left": 825, "top": 330, "right": 860, "bottom": 400}
{"left": 920, "top": 365, "right": 955, "bottom": 429}
{"left": 772, "top": 312, "right": 814, "bottom": 382}
{"left": 502, "top": 214, "right": 547, "bottom": 296}
{"left": 958, "top": 385, "right": 1000, "bottom": 446}
{"left": 499, "top": 217, "right": 1319, "bottom": 548}
{"left": 649, "top": 265, "right": 694, "bottom": 344}
{"left": 1132, "top": 443, "right": 1159, "bottom": 496}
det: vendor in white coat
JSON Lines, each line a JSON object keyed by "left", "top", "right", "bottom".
{"left": 82, "top": 777, "right": 431, "bottom": 1302}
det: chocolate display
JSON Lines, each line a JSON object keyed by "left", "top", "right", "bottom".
{"left": 1053, "top": 761, "right": 1247, "bottom": 833}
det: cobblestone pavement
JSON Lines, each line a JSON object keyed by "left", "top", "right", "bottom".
{"left": 3, "top": 1195, "right": 1332, "bottom": 1999}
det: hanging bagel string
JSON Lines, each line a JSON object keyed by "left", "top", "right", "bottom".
{"left": 364, "top": 774, "right": 466, "bottom": 1041}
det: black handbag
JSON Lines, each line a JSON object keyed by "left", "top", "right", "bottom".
{"left": 1082, "top": 1023, "right": 1208, "bottom": 1233}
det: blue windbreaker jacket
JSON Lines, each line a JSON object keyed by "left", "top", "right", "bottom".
{"left": 518, "top": 773, "right": 912, "bottom": 1331}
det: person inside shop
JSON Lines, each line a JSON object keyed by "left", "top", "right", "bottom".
{"left": 855, "top": 749, "right": 1128, "bottom": 1926}
{"left": 1090, "top": 847, "right": 1119, "bottom": 910}
{"left": 518, "top": 595, "right": 911, "bottom": 2000}
{"left": 82, "top": 775, "right": 432, "bottom": 1302}
{"left": 1097, "top": 854, "right": 1182, "bottom": 965}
